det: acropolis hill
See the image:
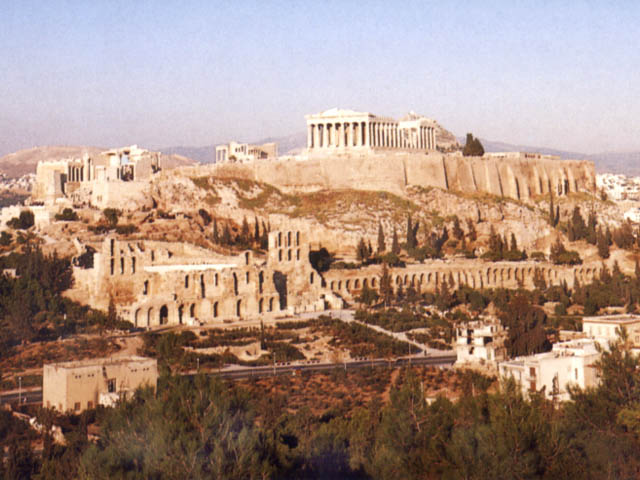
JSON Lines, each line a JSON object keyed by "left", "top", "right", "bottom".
{"left": 210, "top": 108, "right": 596, "bottom": 202}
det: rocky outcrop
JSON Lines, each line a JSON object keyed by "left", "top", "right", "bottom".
{"left": 207, "top": 152, "right": 596, "bottom": 202}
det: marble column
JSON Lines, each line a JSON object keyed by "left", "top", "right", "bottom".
{"left": 307, "top": 125, "right": 313, "bottom": 149}
{"left": 364, "top": 121, "right": 369, "bottom": 146}
{"left": 313, "top": 124, "right": 319, "bottom": 149}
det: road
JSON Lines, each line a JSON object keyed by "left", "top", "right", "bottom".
{"left": 0, "top": 308, "right": 457, "bottom": 406}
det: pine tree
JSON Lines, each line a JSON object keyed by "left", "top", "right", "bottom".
{"left": 377, "top": 222, "right": 385, "bottom": 254}
{"left": 510, "top": 233, "right": 518, "bottom": 252}
{"left": 254, "top": 217, "right": 260, "bottom": 241}
{"left": 356, "top": 237, "right": 369, "bottom": 262}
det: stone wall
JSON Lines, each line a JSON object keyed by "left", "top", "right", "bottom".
{"left": 72, "top": 225, "right": 333, "bottom": 327}
{"left": 207, "top": 152, "right": 596, "bottom": 202}
{"left": 323, "top": 260, "right": 602, "bottom": 302}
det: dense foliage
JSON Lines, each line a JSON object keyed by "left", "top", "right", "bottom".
{"left": 8, "top": 334, "right": 640, "bottom": 479}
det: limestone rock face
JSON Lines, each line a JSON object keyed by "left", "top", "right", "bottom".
{"left": 208, "top": 152, "right": 595, "bottom": 203}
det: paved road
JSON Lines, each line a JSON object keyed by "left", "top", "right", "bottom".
{"left": 209, "top": 353, "right": 456, "bottom": 380}
{"left": 0, "top": 389, "right": 42, "bottom": 405}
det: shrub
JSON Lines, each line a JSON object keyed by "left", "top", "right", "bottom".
{"left": 115, "top": 224, "right": 139, "bottom": 235}
{"left": 7, "top": 210, "right": 34, "bottom": 229}
{"left": 55, "top": 208, "right": 79, "bottom": 221}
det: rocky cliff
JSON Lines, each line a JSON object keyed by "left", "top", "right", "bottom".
{"left": 207, "top": 152, "right": 596, "bottom": 202}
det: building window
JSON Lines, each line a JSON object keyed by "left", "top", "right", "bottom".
{"left": 74, "top": 402, "right": 81, "bottom": 411}
{"left": 185, "top": 275, "right": 189, "bottom": 288}
{"left": 87, "top": 401, "right": 93, "bottom": 409}
{"left": 107, "top": 378, "right": 116, "bottom": 393}
{"left": 143, "top": 280, "right": 149, "bottom": 295}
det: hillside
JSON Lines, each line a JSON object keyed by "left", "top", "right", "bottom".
{"left": 0, "top": 145, "right": 197, "bottom": 178}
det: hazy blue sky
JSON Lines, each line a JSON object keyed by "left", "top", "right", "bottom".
{"left": 1, "top": 1, "right": 639, "bottom": 157}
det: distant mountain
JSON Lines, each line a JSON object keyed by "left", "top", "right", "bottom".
{"left": 0, "top": 145, "right": 197, "bottom": 178}
{"left": 160, "top": 145, "right": 214, "bottom": 164}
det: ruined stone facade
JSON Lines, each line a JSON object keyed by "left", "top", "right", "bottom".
{"left": 306, "top": 109, "right": 437, "bottom": 153}
{"left": 31, "top": 145, "right": 161, "bottom": 208}
{"left": 215, "top": 141, "right": 278, "bottom": 163}
{"left": 71, "top": 219, "right": 605, "bottom": 329}
{"left": 73, "top": 225, "right": 341, "bottom": 327}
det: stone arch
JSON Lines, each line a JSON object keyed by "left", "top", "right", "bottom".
{"left": 411, "top": 274, "right": 417, "bottom": 286}
{"left": 346, "top": 280, "right": 351, "bottom": 290}
{"left": 259, "top": 271, "right": 264, "bottom": 294}
{"left": 233, "top": 272, "right": 238, "bottom": 295}
{"left": 363, "top": 278, "right": 368, "bottom": 288}
{"left": 134, "top": 308, "right": 141, "bottom": 327}
{"left": 396, "top": 276, "right": 402, "bottom": 285}
{"left": 159, "top": 305, "right": 168, "bottom": 325}
{"left": 338, "top": 280, "right": 342, "bottom": 290}
{"left": 404, "top": 274, "right": 409, "bottom": 285}
{"left": 427, "top": 272, "right": 432, "bottom": 283}
{"left": 287, "top": 231, "right": 292, "bottom": 247}
{"left": 147, "top": 307, "right": 153, "bottom": 327}
{"left": 178, "top": 304, "right": 184, "bottom": 324}
{"left": 371, "top": 277, "right": 377, "bottom": 288}
{"left": 200, "top": 274, "right": 205, "bottom": 298}
{"left": 236, "top": 299, "right": 242, "bottom": 317}
{"left": 213, "top": 301, "right": 218, "bottom": 318}
{"left": 419, "top": 273, "right": 424, "bottom": 284}
{"left": 331, "top": 280, "right": 336, "bottom": 290}
{"left": 354, "top": 279, "right": 360, "bottom": 289}
{"left": 189, "top": 303, "right": 196, "bottom": 318}
{"left": 245, "top": 252, "right": 250, "bottom": 265}
{"left": 269, "top": 297, "right": 274, "bottom": 312}
{"left": 259, "top": 298, "right": 264, "bottom": 314}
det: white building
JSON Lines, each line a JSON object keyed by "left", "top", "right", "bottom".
{"left": 455, "top": 320, "right": 507, "bottom": 365}
{"left": 215, "top": 141, "right": 277, "bottom": 163}
{"left": 498, "top": 339, "right": 602, "bottom": 401}
{"left": 582, "top": 314, "right": 640, "bottom": 345}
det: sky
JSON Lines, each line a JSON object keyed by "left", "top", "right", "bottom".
{"left": 1, "top": 0, "right": 640, "bottom": 157}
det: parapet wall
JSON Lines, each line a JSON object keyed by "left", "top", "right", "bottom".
{"left": 209, "top": 152, "right": 596, "bottom": 201}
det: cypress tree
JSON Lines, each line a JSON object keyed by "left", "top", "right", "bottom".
{"left": 254, "top": 217, "right": 260, "bottom": 241}
{"left": 377, "top": 222, "right": 385, "bottom": 254}
{"left": 392, "top": 228, "right": 400, "bottom": 255}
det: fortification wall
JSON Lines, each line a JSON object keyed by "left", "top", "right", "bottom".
{"left": 208, "top": 153, "right": 596, "bottom": 201}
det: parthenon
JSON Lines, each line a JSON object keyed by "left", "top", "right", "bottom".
{"left": 306, "top": 108, "right": 437, "bottom": 153}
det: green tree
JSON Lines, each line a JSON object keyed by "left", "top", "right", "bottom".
{"left": 377, "top": 222, "right": 385, "bottom": 254}
{"left": 103, "top": 208, "right": 120, "bottom": 227}
{"left": 391, "top": 228, "right": 400, "bottom": 255}
{"left": 597, "top": 226, "right": 610, "bottom": 259}
{"left": 379, "top": 262, "right": 393, "bottom": 306}
{"left": 462, "top": 133, "right": 484, "bottom": 156}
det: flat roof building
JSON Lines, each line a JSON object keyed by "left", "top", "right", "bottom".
{"left": 499, "top": 339, "right": 601, "bottom": 401}
{"left": 43, "top": 356, "right": 157, "bottom": 413}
